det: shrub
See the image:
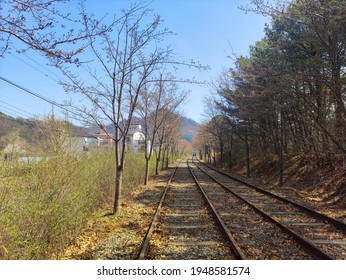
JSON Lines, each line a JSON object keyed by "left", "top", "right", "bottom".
{"left": 0, "top": 117, "right": 158, "bottom": 259}
{"left": 0, "top": 147, "right": 115, "bottom": 259}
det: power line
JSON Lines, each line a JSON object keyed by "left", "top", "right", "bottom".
{"left": 0, "top": 101, "right": 33, "bottom": 118}
{"left": 0, "top": 108, "right": 18, "bottom": 119}
{"left": 0, "top": 112, "right": 79, "bottom": 135}
{"left": 0, "top": 75, "right": 82, "bottom": 119}
{"left": 0, "top": 104, "right": 30, "bottom": 119}
{"left": 12, "top": 45, "right": 64, "bottom": 82}
{"left": 0, "top": 112, "right": 93, "bottom": 138}
{"left": 10, "top": 53, "right": 60, "bottom": 84}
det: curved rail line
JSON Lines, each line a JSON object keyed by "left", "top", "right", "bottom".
{"left": 192, "top": 159, "right": 346, "bottom": 260}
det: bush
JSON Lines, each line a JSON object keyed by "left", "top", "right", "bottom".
{"left": 123, "top": 151, "right": 156, "bottom": 191}
{"left": 0, "top": 117, "right": 159, "bottom": 259}
{"left": 0, "top": 148, "right": 115, "bottom": 259}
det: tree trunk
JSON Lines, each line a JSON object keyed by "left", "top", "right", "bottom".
{"left": 161, "top": 148, "right": 166, "bottom": 171}
{"left": 113, "top": 165, "right": 123, "bottom": 214}
{"left": 278, "top": 124, "right": 284, "bottom": 187}
{"left": 228, "top": 150, "right": 232, "bottom": 171}
{"left": 245, "top": 127, "right": 250, "bottom": 178}
{"left": 228, "top": 133, "right": 233, "bottom": 171}
{"left": 144, "top": 157, "right": 150, "bottom": 185}
{"left": 165, "top": 149, "right": 169, "bottom": 169}
{"left": 154, "top": 149, "right": 160, "bottom": 176}
{"left": 213, "top": 148, "right": 216, "bottom": 165}
{"left": 113, "top": 132, "right": 126, "bottom": 215}
{"left": 219, "top": 140, "right": 224, "bottom": 168}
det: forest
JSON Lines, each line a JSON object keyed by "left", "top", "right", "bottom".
{"left": 193, "top": 0, "right": 345, "bottom": 206}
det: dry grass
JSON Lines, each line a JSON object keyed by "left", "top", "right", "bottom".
{"left": 61, "top": 171, "right": 172, "bottom": 260}
{"left": 0, "top": 118, "right": 170, "bottom": 260}
{"left": 0, "top": 149, "right": 115, "bottom": 259}
{"left": 231, "top": 154, "right": 346, "bottom": 221}
{"left": 0, "top": 149, "right": 165, "bottom": 259}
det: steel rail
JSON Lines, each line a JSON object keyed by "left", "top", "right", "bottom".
{"left": 137, "top": 161, "right": 179, "bottom": 260}
{"left": 187, "top": 159, "right": 247, "bottom": 260}
{"left": 192, "top": 160, "right": 335, "bottom": 260}
{"left": 196, "top": 159, "right": 346, "bottom": 233}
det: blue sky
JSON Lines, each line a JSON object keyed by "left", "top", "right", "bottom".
{"left": 0, "top": 0, "right": 269, "bottom": 124}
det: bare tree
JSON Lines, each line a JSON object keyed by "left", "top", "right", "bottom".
{"left": 154, "top": 111, "right": 182, "bottom": 174}
{"left": 57, "top": 3, "right": 179, "bottom": 214}
{"left": 138, "top": 73, "right": 188, "bottom": 185}
{"left": 192, "top": 122, "right": 217, "bottom": 164}
{"left": 163, "top": 113, "right": 184, "bottom": 169}
{"left": 0, "top": 0, "right": 109, "bottom": 62}
{"left": 57, "top": 3, "right": 207, "bottom": 214}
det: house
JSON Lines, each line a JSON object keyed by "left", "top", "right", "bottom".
{"left": 71, "top": 136, "right": 100, "bottom": 152}
{"left": 94, "top": 125, "right": 114, "bottom": 148}
{"left": 85, "top": 136, "right": 100, "bottom": 149}
{"left": 68, "top": 126, "right": 114, "bottom": 153}
{"left": 126, "top": 124, "right": 146, "bottom": 152}
{"left": 69, "top": 124, "right": 147, "bottom": 153}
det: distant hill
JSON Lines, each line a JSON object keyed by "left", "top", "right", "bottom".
{"left": 0, "top": 112, "right": 37, "bottom": 150}
{"left": 180, "top": 117, "right": 198, "bottom": 143}
{"left": 86, "top": 116, "right": 144, "bottom": 135}
{"left": 0, "top": 112, "right": 198, "bottom": 151}
{"left": 0, "top": 112, "right": 86, "bottom": 150}
{"left": 86, "top": 116, "right": 199, "bottom": 143}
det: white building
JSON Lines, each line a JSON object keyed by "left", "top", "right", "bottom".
{"left": 126, "top": 124, "right": 146, "bottom": 152}
{"left": 3, "top": 143, "right": 25, "bottom": 161}
{"left": 71, "top": 136, "right": 100, "bottom": 152}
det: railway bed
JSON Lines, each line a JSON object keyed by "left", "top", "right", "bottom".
{"left": 137, "top": 158, "right": 346, "bottom": 259}
{"left": 138, "top": 160, "right": 244, "bottom": 260}
{"left": 192, "top": 159, "right": 346, "bottom": 260}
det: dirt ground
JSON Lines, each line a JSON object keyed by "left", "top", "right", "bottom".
{"left": 61, "top": 169, "right": 172, "bottom": 260}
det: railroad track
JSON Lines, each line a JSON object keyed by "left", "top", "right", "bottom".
{"left": 138, "top": 159, "right": 245, "bottom": 260}
{"left": 191, "top": 159, "right": 346, "bottom": 260}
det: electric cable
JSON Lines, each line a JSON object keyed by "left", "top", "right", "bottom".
{"left": 0, "top": 75, "right": 83, "bottom": 119}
